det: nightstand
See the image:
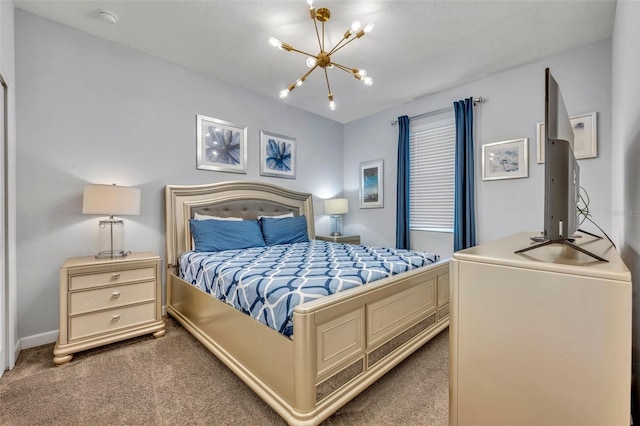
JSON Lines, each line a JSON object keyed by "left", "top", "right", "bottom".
{"left": 316, "top": 235, "right": 361, "bottom": 245}
{"left": 53, "top": 251, "right": 166, "bottom": 365}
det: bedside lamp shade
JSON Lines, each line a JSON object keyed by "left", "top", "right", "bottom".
{"left": 324, "top": 198, "right": 349, "bottom": 215}
{"left": 324, "top": 198, "right": 349, "bottom": 236}
{"left": 82, "top": 184, "right": 141, "bottom": 216}
{"left": 83, "top": 184, "right": 141, "bottom": 259}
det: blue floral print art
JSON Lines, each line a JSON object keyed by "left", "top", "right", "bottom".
{"left": 266, "top": 139, "right": 292, "bottom": 172}
{"left": 206, "top": 127, "right": 240, "bottom": 165}
{"left": 490, "top": 148, "right": 520, "bottom": 173}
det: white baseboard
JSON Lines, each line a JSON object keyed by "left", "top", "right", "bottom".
{"left": 13, "top": 341, "right": 21, "bottom": 367}
{"left": 18, "top": 329, "right": 58, "bottom": 351}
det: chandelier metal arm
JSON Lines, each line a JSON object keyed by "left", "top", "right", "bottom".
{"left": 281, "top": 43, "right": 317, "bottom": 59}
{"left": 310, "top": 9, "right": 323, "bottom": 52}
{"left": 328, "top": 33, "right": 360, "bottom": 56}
{"left": 295, "top": 64, "right": 319, "bottom": 86}
{"left": 331, "top": 62, "right": 353, "bottom": 74}
{"left": 332, "top": 61, "right": 369, "bottom": 82}
{"left": 323, "top": 67, "right": 332, "bottom": 96}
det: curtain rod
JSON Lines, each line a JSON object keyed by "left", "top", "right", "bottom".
{"left": 390, "top": 96, "right": 483, "bottom": 126}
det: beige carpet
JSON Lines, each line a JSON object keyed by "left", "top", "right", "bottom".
{"left": 0, "top": 317, "right": 449, "bottom": 426}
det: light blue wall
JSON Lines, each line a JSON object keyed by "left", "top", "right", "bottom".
{"left": 611, "top": 0, "right": 640, "bottom": 416}
{"left": 344, "top": 40, "right": 612, "bottom": 260}
{"left": 14, "top": 10, "right": 344, "bottom": 339}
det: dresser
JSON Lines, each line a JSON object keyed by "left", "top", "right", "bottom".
{"left": 53, "top": 252, "right": 166, "bottom": 365}
{"left": 449, "top": 232, "right": 631, "bottom": 426}
{"left": 316, "top": 234, "right": 361, "bottom": 245}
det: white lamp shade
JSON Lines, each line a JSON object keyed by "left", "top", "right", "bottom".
{"left": 324, "top": 198, "right": 349, "bottom": 215}
{"left": 82, "top": 184, "right": 141, "bottom": 216}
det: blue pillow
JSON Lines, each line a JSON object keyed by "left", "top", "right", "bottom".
{"left": 189, "top": 219, "right": 265, "bottom": 252}
{"left": 260, "top": 215, "right": 310, "bottom": 245}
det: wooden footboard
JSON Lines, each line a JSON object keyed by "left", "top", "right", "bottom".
{"left": 167, "top": 260, "right": 450, "bottom": 425}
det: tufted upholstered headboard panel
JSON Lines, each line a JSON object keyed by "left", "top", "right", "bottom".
{"left": 164, "top": 181, "right": 315, "bottom": 271}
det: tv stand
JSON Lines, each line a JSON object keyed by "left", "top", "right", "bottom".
{"left": 514, "top": 229, "right": 608, "bottom": 262}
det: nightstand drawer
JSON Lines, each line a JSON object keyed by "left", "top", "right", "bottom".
{"left": 69, "top": 267, "right": 156, "bottom": 290}
{"left": 69, "top": 302, "right": 156, "bottom": 341}
{"left": 69, "top": 281, "right": 156, "bottom": 316}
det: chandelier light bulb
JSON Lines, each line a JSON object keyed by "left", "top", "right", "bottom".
{"left": 358, "top": 69, "right": 367, "bottom": 78}
{"left": 364, "top": 23, "right": 375, "bottom": 33}
{"left": 269, "top": 37, "right": 282, "bottom": 49}
{"left": 306, "top": 57, "right": 317, "bottom": 68}
{"left": 362, "top": 76, "right": 373, "bottom": 86}
{"left": 350, "top": 20, "right": 362, "bottom": 33}
{"left": 296, "top": 79, "right": 304, "bottom": 87}
{"left": 306, "top": 0, "right": 314, "bottom": 8}
{"left": 329, "top": 100, "right": 336, "bottom": 111}
{"left": 279, "top": 89, "right": 290, "bottom": 99}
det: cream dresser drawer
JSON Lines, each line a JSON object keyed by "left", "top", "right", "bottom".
{"left": 69, "top": 267, "right": 156, "bottom": 290}
{"left": 53, "top": 252, "right": 166, "bottom": 365}
{"left": 69, "top": 302, "right": 156, "bottom": 341}
{"left": 69, "top": 280, "right": 156, "bottom": 316}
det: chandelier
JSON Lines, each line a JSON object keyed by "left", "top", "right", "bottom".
{"left": 269, "top": 0, "right": 374, "bottom": 111}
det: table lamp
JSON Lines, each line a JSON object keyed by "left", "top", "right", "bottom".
{"left": 82, "top": 183, "right": 141, "bottom": 259}
{"left": 324, "top": 198, "right": 349, "bottom": 236}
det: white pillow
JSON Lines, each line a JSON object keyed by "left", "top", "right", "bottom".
{"left": 193, "top": 212, "right": 243, "bottom": 221}
{"left": 257, "top": 212, "right": 294, "bottom": 220}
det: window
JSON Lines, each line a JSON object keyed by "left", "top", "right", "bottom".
{"left": 409, "top": 113, "right": 455, "bottom": 232}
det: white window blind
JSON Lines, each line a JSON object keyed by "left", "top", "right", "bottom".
{"left": 409, "top": 114, "right": 456, "bottom": 232}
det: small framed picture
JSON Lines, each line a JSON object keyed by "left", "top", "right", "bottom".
{"left": 359, "top": 159, "right": 384, "bottom": 208}
{"left": 259, "top": 130, "right": 296, "bottom": 179}
{"left": 482, "top": 138, "right": 529, "bottom": 181}
{"left": 196, "top": 114, "right": 247, "bottom": 173}
{"left": 536, "top": 112, "right": 597, "bottom": 163}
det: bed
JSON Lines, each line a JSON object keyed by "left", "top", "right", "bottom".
{"left": 165, "top": 181, "right": 450, "bottom": 425}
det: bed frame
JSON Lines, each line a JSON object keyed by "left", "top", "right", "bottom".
{"left": 165, "top": 181, "right": 450, "bottom": 425}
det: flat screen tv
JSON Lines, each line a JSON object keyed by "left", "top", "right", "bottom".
{"left": 544, "top": 67, "right": 579, "bottom": 241}
{"left": 515, "top": 68, "right": 606, "bottom": 262}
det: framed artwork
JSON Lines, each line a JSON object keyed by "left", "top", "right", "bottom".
{"left": 536, "top": 112, "right": 597, "bottom": 163}
{"left": 196, "top": 114, "right": 247, "bottom": 173}
{"left": 359, "top": 160, "right": 384, "bottom": 208}
{"left": 482, "top": 138, "right": 529, "bottom": 181}
{"left": 259, "top": 130, "right": 296, "bottom": 179}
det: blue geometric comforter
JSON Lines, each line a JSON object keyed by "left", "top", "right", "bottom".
{"left": 179, "top": 240, "right": 439, "bottom": 337}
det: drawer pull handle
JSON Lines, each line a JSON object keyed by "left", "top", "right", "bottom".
{"left": 111, "top": 291, "right": 121, "bottom": 299}
{"left": 112, "top": 314, "right": 121, "bottom": 322}
{"left": 111, "top": 273, "right": 121, "bottom": 280}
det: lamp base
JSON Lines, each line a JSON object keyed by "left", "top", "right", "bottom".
{"left": 95, "top": 250, "right": 130, "bottom": 259}
{"left": 96, "top": 218, "right": 128, "bottom": 259}
{"left": 330, "top": 215, "right": 344, "bottom": 237}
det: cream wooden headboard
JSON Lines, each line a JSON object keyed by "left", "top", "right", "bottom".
{"left": 164, "top": 181, "right": 315, "bottom": 271}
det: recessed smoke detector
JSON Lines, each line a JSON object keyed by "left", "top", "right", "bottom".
{"left": 98, "top": 10, "right": 119, "bottom": 24}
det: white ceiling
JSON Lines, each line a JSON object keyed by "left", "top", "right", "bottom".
{"left": 14, "top": 0, "right": 616, "bottom": 124}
